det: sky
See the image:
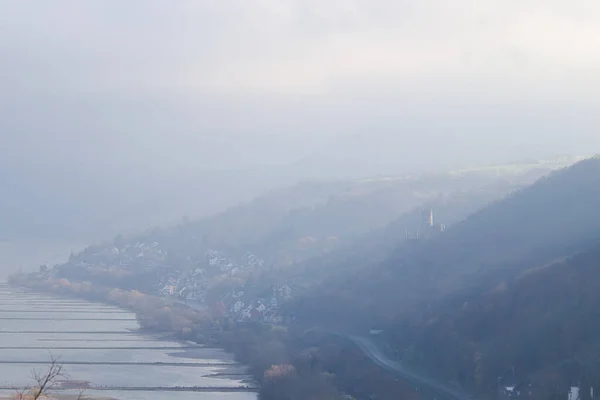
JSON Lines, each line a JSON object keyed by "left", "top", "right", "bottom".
{"left": 1, "top": 0, "right": 600, "bottom": 237}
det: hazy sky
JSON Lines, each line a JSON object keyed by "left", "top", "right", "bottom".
{"left": 1, "top": 1, "right": 600, "bottom": 236}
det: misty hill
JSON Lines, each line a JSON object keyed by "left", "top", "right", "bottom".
{"left": 0, "top": 166, "right": 331, "bottom": 241}
{"left": 392, "top": 156, "right": 600, "bottom": 306}
{"left": 19, "top": 158, "right": 597, "bottom": 398}
{"left": 286, "top": 156, "right": 600, "bottom": 393}
{"left": 292, "top": 157, "right": 600, "bottom": 324}
{"left": 49, "top": 161, "right": 559, "bottom": 305}
{"left": 73, "top": 162, "right": 558, "bottom": 273}
{"left": 0, "top": 157, "right": 578, "bottom": 244}
{"left": 273, "top": 185, "right": 526, "bottom": 290}
{"left": 386, "top": 242, "right": 600, "bottom": 394}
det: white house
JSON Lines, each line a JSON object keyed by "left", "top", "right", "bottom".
{"left": 233, "top": 301, "right": 245, "bottom": 313}
{"left": 568, "top": 387, "right": 580, "bottom": 400}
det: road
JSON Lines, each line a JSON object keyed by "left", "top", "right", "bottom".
{"left": 348, "top": 335, "right": 473, "bottom": 400}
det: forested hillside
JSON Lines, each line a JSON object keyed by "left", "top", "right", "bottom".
{"left": 53, "top": 167, "right": 538, "bottom": 305}
{"left": 388, "top": 243, "right": 600, "bottom": 396}
{"left": 84, "top": 166, "right": 548, "bottom": 271}
{"left": 275, "top": 184, "right": 522, "bottom": 290}
{"left": 70, "top": 168, "right": 548, "bottom": 276}
{"left": 295, "top": 157, "right": 600, "bottom": 324}
{"left": 289, "top": 156, "right": 600, "bottom": 397}
{"left": 13, "top": 158, "right": 592, "bottom": 400}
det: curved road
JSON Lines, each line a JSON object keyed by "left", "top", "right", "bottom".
{"left": 348, "top": 335, "right": 472, "bottom": 400}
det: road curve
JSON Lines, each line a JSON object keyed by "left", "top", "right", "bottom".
{"left": 348, "top": 335, "right": 472, "bottom": 400}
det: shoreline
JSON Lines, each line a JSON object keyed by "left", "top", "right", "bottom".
{"left": 3, "top": 279, "right": 260, "bottom": 398}
{"left": 7, "top": 274, "right": 423, "bottom": 399}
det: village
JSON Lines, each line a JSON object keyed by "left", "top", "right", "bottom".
{"left": 157, "top": 249, "right": 293, "bottom": 324}
{"left": 48, "top": 238, "right": 295, "bottom": 326}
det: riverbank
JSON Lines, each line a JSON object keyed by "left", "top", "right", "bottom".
{"left": 7, "top": 274, "right": 422, "bottom": 400}
{"left": 0, "top": 282, "right": 257, "bottom": 400}
{"left": 7, "top": 275, "right": 213, "bottom": 341}
{"left": 7, "top": 275, "right": 308, "bottom": 398}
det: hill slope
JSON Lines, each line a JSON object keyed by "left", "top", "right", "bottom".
{"left": 298, "top": 157, "right": 600, "bottom": 324}
{"left": 386, "top": 243, "right": 600, "bottom": 395}
{"left": 288, "top": 156, "right": 600, "bottom": 395}
{"left": 78, "top": 164, "right": 552, "bottom": 271}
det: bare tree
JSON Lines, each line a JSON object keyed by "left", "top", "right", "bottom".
{"left": 14, "top": 358, "right": 84, "bottom": 400}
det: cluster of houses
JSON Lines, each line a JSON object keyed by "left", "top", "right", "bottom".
{"left": 158, "top": 269, "right": 200, "bottom": 299}
{"left": 498, "top": 375, "right": 590, "bottom": 400}
{"left": 51, "top": 237, "right": 295, "bottom": 325}
{"left": 221, "top": 282, "right": 293, "bottom": 323}
{"left": 206, "top": 249, "right": 264, "bottom": 276}
{"left": 154, "top": 249, "right": 294, "bottom": 324}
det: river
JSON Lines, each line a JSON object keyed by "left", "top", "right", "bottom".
{"left": 0, "top": 283, "right": 257, "bottom": 400}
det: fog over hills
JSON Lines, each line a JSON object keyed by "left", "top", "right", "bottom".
{"left": 284, "top": 156, "right": 600, "bottom": 393}
{"left": 16, "top": 155, "right": 600, "bottom": 399}
{"left": 3, "top": 1, "right": 600, "bottom": 243}
{"left": 4, "top": 1, "right": 600, "bottom": 399}
{"left": 297, "top": 157, "right": 600, "bottom": 321}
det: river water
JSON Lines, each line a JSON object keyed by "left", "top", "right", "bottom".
{"left": 0, "top": 283, "right": 257, "bottom": 400}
